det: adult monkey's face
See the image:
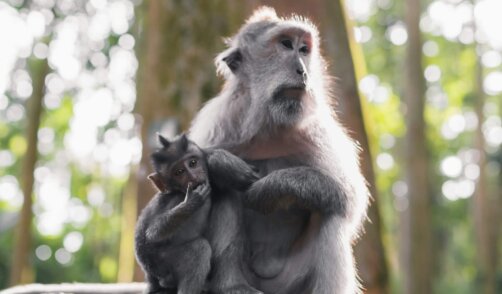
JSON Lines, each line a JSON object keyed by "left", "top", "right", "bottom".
{"left": 217, "top": 8, "right": 321, "bottom": 127}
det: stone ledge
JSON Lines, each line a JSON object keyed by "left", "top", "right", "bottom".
{"left": 1, "top": 283, "right": 147, "bottom": 294}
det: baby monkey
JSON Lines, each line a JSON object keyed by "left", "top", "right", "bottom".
{"left": 135, "top": 134, "right": 261, "bottom": 294}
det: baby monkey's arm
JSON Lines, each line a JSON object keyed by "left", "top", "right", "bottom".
{"left": 145, "top": 183, "right": 211, "bottom": 242}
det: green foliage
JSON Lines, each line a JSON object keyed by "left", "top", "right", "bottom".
{"left": 41, "top": 96, "right": 73, "bottom": 137}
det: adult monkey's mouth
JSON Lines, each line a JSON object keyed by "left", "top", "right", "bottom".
{"left": 273, "top": 85, "right": 306, "bottom": 101}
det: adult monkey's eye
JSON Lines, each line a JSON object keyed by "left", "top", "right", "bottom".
{"left": 299, "top": 44, "right": 309, "bottom": 55}
{"left": 174, "top": 168, "right": 185, "bottom": 176}
{"left": 189, "top": 159, "right": 198, "bottom": 168}
{"left": 281, "top": 39, "right": 294, "bottom": 50}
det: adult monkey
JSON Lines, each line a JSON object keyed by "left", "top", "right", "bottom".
{"left": 190, "top": 7, "right": 369, "bottom": 294}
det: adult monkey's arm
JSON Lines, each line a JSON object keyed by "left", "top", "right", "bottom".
{"left": 244, "top": 167, "right": 351, "bottom": 216}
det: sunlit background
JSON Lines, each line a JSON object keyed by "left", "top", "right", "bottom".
{"left": 0, "top": 0, "right": 500, "bottom": 293}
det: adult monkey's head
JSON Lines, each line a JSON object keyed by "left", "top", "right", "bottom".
{"left": 215, "top": 7, "right": 329, "bottom": 128}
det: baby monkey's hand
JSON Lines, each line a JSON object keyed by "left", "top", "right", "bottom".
{"left": 189, "top": 182, "right": 211, "bottom": 203}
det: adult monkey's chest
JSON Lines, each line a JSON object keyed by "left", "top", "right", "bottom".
{"left": 244, "top": 207, "right": 309, "bottom": 279}
{"left": 243, "top": 157, "right": 311, "bottom": 279}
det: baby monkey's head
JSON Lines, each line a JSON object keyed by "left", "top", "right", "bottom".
{"left": 148, "top": 133, "right": 208, "bottom": 194}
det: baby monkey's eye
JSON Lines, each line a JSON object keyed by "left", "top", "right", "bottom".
{"left": 174, "top": 168, "right": 185, "bottom": 176}
{"left": 189, "top": 159, "right": 198, "bottom": 168}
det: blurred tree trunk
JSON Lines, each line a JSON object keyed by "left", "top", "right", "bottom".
{"left": 402, "top": 0, "right": 432, "bottom": 293}
{"left": 9, "top": 58, "right": 49, "bottom": 286}
{"left": 117, "top": 166, "right": 139, "bottom": 282}
{"left": 121, "top": 0, "right": 251, "bottom": 282}
{"left": 472, "top": 41, "right": 497, "bottom": 294}
{"left": 322, "top": 1, "right": 389, "bottom": 293}
{"left": 498, "top": 154, "right": 502, "bottom": 291}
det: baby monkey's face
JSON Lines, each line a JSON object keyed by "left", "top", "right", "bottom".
{"left": 167, "top": 154, "right": 208, "bottom": 193}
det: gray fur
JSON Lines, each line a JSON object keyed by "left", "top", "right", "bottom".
{"left": 190, "top": 7, "right": 369, "bottom": 294}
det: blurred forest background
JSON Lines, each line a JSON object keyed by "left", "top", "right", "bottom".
{"left": 0, "top": 0, "right": 501, "bottom": 293}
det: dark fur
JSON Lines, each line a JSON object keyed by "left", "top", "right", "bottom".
{"left": 135, "top": 134, "right": 262, "bottom": 294}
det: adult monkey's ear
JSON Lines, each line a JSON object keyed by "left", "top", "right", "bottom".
{"left": 222, "top": 50, "right": 242, "bottom": 72}
{"left": 215, "top": 45, "right": 242, "bottom": 77}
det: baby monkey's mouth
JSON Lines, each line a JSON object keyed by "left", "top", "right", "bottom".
{"left": 187, "top": 180, "right": 206, "bottom": 191}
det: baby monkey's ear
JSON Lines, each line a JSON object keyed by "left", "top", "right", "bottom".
{"left": 147, "top": 173, "right": 168, "bottom": 193}
{"left": 157, "top": 133, "right": 171, "bottom": 148}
